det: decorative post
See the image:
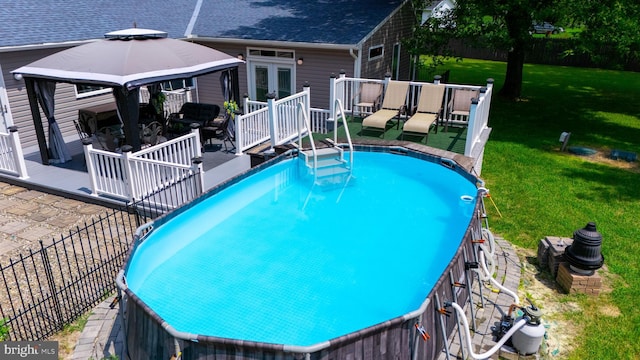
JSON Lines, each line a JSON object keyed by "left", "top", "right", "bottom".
{"left": 82, "top": 138, "right": 98, "bottom": 196}
{"left": 8, "top": 126, "right": 28, "bottom": 179}
{"left": 121, "top": 145, "right": 135, "bottom": 202}
{"left": 329, "top": 73, "right": 336, "bottom": 127}
{"left": 191, "top": 156, "right": 204, "bottom": 198}
{"left": 384, "top": 72, "right": 391, "bottom": 86}
{"left": 302, "top": 82, "right": 311, "bottom": 145}
{"left": 434, "top": 74, "right": 441, "bottom": 85}
{"left": 243, "top": 93, "right": 249, "bottom": 114}
{"left": 190, "top": 123, "right": 202, "bottom": 157}
{"left": 465, "top": 98, "right": 479, "bottom": 157}
{"left": 266, "top": 93, "right": 277, "bottom": 150}
{"left": 235, "top": 112, "right": 244, "bottom": 156}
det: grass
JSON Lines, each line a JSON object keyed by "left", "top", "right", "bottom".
{"left": 432, "top": 58, "right": 640, "bottom": 359}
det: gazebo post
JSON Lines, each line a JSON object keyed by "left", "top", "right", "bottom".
{"left": 113, "top": 86, "right": 142, "bottom": 151}
{"left": 24, "top": 77, "right": 50, "bottom": 165}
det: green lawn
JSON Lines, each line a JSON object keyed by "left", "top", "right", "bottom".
{"left": 431, "top": 58, "right": 640, "bottom": 359}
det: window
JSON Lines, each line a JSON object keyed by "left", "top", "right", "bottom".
{"left": 368, "top": 45, "right": 384, "bottom": 61}
{"left": 248, "top": 48, "right": 294, "bottom": 60}
{"left": 160, "top": 78, "right": 194, "bottom": 91}
{"left": 391, "top": 43, "right": 401, "bottom": 80}
{"left": 75, "top": 84, "right": 111, "bottom": 98}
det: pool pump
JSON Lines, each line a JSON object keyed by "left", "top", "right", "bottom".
{"left": 500, "top": 300, "right": 545, "bottom": 355}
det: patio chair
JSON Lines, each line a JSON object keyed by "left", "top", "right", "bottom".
{"left": 167, "top": 102, "right": 220, "bottom": 137}
{"left": 402, "top": 83, "right": 445, "bottom": 144}
{"left": 446, "top": 88, "right": 479, "bottom": 132}
{"left": 140, "top": 121, "right": 165, "bottom": 147}
{"left": 74, "top": 119, "right": 90, "bottom": 140}
{"left": 351, "top": 82, "right": 383, "bottom": 120}
{"left": 94, "top": 126, "right": 120, "bottom": 151}
{"left": 361, "top": 80, "right": 410, "bottom": 137}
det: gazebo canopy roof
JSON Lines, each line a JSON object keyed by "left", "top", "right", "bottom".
{"left": 13, "top": 28, "right": 243, "bottom": 90}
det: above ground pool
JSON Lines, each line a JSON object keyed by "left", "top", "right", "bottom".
{"left": 119, "top": 146, "right": 481, "bottom": 360}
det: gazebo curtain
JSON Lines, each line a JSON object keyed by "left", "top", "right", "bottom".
{"left": 220, "top": 70, "right": 236, "bottom": 141}
{"left": 34, "top": 80, "right": 72, "bottom": 163}
{"left": 112, "top": 87, "right": 141, "bottom": 151}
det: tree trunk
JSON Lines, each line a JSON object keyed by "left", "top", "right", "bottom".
{"left": 499, "top": 5, "right": 531, "bottom": 100}
{"left": 499, "top": 45, "right": 525, "bottom": 100}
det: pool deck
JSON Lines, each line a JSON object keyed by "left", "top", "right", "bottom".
{"left": 70, "top": 237, "right": 525, "bottom": 360}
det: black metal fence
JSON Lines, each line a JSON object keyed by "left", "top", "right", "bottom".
{"left": 0, "top": 209, "right": 138, "bottom": 341}
{"left": 0, "top": 171, "right": 203, "bottom": 341}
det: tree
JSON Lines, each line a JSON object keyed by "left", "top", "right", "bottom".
{"left": 569, "top": 0, "right": 640, "bottom": 69}
{"left": 406, "top": 0, "right": 639, "bottom": 100}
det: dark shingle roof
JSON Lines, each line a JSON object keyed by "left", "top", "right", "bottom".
{"left": 0, "top": 0, "right": 192, "bottom": 47}
{"left": 0, "top": 0, "right": 403, "bottom": 48}
{"left": 193, "top": 0, "right": 404, "bottom": 44}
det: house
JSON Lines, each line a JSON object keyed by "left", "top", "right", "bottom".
{"left": 0, "top": 0, "right": 416, "bottom": 150}
{"left": 420, "top": 0, "right": 456, "bottom": 25}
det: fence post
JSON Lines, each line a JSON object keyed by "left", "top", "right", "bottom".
{"left": 190, "top": 124, "right": 203, "bottom": 157}
{"left": 328, "top": 73, "right": 336, "bottom": 126}
{"left": 235, "top": 113, "right": 244, "bottom": 156}
{"left": 121, "top": 146, "right": 136, "bottom": 202}
{"left": 465, "top": 98, "right": 480, "bottom": 157}
{"left": 266, "top": 93, "right": 277, "bottom": 150}
{"left": 83, "top": 139, "right": 99, "bottom": 196}
{"left": 303, "top": 82, "right": 311, "bottom": 134}
{"left": 433, "top": 74, "right": 441, "bottom": 85}
{"left": 191, "top": 156, "right": 204, "bottom": 197}
{"left": 7, "top": 126, "right": 28, "bottom": 179}
{"left": 243, "top": 93, "right": 249, "bottom": 113}
{"left": 39, "top": 241, "right": 65, "bottom": 332}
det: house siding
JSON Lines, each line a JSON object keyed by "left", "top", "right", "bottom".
{"left": 194, "top": 41, "right": 356, "bottom": 110}
{"left": 359, "top": 1, "right": 415, "bottom": 81}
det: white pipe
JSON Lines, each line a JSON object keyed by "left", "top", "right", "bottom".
{"left": 478, "top": 250, "right": 520, "bottom": 305}
{"left": 481, "top": 227, "right": 496, "bottom": 258}
{"left": 450, "top": 302, "right": 527, "bottom": 360}
{"left": 475, "top": 241, "right": 495, "bottom": 278}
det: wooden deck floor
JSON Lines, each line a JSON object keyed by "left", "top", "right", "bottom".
{"left": 0, "top": 136, "right": 250, "bottom": 207}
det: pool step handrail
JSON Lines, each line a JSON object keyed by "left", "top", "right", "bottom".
{"left": 299, "top": 99, "right": 353, "bottom": 172}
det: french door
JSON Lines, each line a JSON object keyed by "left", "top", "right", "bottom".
{"left": 249, "top": 62, "right": 294, "bottom": 101}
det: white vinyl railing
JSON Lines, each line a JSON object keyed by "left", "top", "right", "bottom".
{"left": 329, "top": 74, "right": 493, "bottom": 160}
{"left": 236, "top": 90, "right": 311, "bottom": 154}
{"left": 84, "top": 128, "right": 203, "bottom": 202}
{"left": 465, "top": 82, "right": 493, "bottom": 160}
{"left": 0, "top": 127, "right": 28, "bottom": 179}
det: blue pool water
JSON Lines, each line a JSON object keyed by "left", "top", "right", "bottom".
{"left": 126, "top": 151, "right": 478, "bottom": 346}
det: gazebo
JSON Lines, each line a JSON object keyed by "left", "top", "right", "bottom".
{"left": 12, "top": 28, "right": 243, "bottom": 165}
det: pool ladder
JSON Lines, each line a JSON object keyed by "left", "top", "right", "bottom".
{"left": 298, "top": 99, "right": 353, "bottom": 177}
{"left": 298, "top": 100, "right": 354, "bottom": 208}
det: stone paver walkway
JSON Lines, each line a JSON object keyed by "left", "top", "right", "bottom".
{"left": 0, "top": 182, "right": 112, "bottom": 260}
{"left": 71, "top": 294, "right": 124, "bottom": 360}
{"left": 437, "top": 237, "right": 533, "bottom": 360}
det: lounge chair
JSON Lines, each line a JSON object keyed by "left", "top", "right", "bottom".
{"left": 361, "top": 80, "right": 409, "bottom": 137}
{"left": 402, "top": 83, "right": 445, "bottom": 143}
{"left": 351, "top": 82, "right": 383, "bottom": 119}
{"left": 446, "top": 88, "right": 479, "bottom": 132}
